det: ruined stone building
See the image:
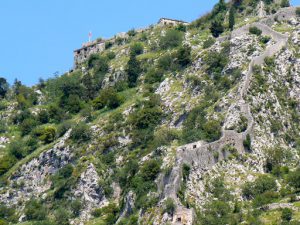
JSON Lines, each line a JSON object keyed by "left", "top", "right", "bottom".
{"left": 73, "top": 40, "right": 105, "bottom": 69}
{"left": 158, "top": 18, "right": 189, "bottom": 26}
{"left": 73, "top": 18, "right": 189, "bottom": 69}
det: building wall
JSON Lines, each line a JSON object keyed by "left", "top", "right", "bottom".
{"left": 74, "top": 41, "right": 105, "bottom": 69}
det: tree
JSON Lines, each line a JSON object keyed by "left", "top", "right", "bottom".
{"left": 212, "top": 0, "right": 227, "bottom": 16}
{"left": 0, "top": 78, "right": 9, "bottom": 98}
{"left": 210, "top": 16, "right": 224, "bottom": 37}
{"left": 176, "top": 45, "right": 192, "bottom": 68}
{"left": 126, "top": 52, "right": 142, "bottom": 87}
{"left": 280, "top": 0, "right": 290, "bottom": 7}
{"left": 281, "top": 208, "right": 293, "bottom": 222}
{"left": 229, "top": 7, "right": 235, "bottom": 31}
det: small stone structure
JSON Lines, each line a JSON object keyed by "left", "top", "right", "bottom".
{"left": 173, "top": 207, "right": 194, "bottom": 225}
{"left": 158, "top": 18, "right": 189, "bottom": 26}
{"left": 74, "top": 40, "right": 106, "bottom": 69}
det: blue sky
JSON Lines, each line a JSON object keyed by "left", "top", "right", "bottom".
{"left": 0, "top": 0, "right": 299, "bottom": 86}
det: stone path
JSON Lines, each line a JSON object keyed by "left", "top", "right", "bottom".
{"left": 160, "top": 18, "right": 289, "bottom": 225}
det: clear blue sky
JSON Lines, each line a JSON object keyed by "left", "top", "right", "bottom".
{"left": 0, "top": 0, "right": 299, "bottom": 86}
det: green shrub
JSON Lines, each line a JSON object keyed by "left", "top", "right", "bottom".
{"left": 252, "top": 191, "right": 279, "bottom": 207}
{"left": 0, "top": 204, "right": 17, "bottom": 223}
{"left": 175, "top": 45, "right": 192, "bottom": 68}
{"left": 264, "top": 56, "right": 275, "bottom": 67}
{"left": 34, "top": 126, "right": 57, "bottom": 144}
{"left": 93, "top": 87, "right": 124, "bottom": 110}
{"left": 0, "top": 155, "right": 16, "bottom": 176}
{"left": 24, "top": 199, "right": 47, "bottom": 221}
{"left": 242, "top": 175, "right": 277, "bottom": 199}
{"left": 249, "top": 26, "right": 262, "bottom": 36}
{"left": 130, "top": 42, "right": 144, "bottom": 55}
{"left": 54, "top": 207, "right": 70, "bottom": 225}
{"left": 157, "top": 54, "right": 172, "bottom": 71}
{"left": 127, "top": 29, "right": 137, "bottom": 37}
{"left": 182, "top": 102, "right": 222, "bottom": 143}
{"left": 281, "top": 208, "right": 293, "bottom": 221}
{"left": 265, "top": 146, "right": 290, "bottom": 173}
{"left": 201, "top": 200, "right": 234, "bottom": 225}
{"left": 140, "top": 159, "right": 161, "bottom": 181}
{"left": 164, "top": 198, "right": 176, "bottom": 215}
{"left": 280, "top": 0, "right": 290, "bottom": 7}
{"left": 159, "top": 30, "right": 183, "bottom": 49}
{"left": 48, "top": 104, "right": 67, "bottom": 123}
{"left": 203, "top": 37, "right": 216, "bottom": 49}
{"left": 57, "top": 120, "right": 72, "bottom": 137}
{"left": 296, "top": 7, "right": 300, "bottom": 17}
{"left": 92, "top": 203, "right": 119, "bottom": 225}
{"left": 204, "top": 51, "right": 228, "bottom": 76}
{"left": 260, "top": 36, "right": 271, "bottom": 44}
{"left": 70, "top": 122, "right": 91, "bottom": 142}
{"left": 8, "top": 140, "right": 26, "bottom": 159}
{"left": 87, "top": 54, "right": 109, "bottom": 73}
{"left": 106, "top": 51, "right": 116, "bottom": 60}
{"left": 105, "top": 41, "right": 113, "bottom": 49}
{"left": 0, "top": 78, "right": 9, "bottom": 98}
{"left": 20, "top": 118, "right": 38, "bottom": 136}
{"left": 243, "top": 134, "right": 251, "bottom": 151}
{"left": 37, "top": 110, "right": 50, "bottom": 124}
{"left": 287, "top": 168, "right": 300, "bottom": 189}
{"left": 144, "top": 68, "right": 164, "bottom": 84}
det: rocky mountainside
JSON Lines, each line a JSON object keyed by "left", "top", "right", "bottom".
{"left": 0, "top": 1, "right": 300, "bottom": 225}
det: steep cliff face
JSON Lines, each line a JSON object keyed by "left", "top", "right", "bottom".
{"left": 0, "top": 1, "right": 300, "bottom": 225}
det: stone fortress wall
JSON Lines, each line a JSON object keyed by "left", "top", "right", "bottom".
{"left": 73, "top": 18, "right": 189, "bottom": 69}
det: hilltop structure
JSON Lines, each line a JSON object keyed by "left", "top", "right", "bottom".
{"left": 73, "top": 18, "right": 189, "bottom": 69}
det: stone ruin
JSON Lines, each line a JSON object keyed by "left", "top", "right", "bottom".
{"left": 73, "top": 18, "right": 189, "bottom": 69}
{"left": 158, "top": 18, "right": 189, "bottom": 27}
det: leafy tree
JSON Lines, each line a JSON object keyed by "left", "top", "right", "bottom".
{"left": 280, "top": 0, "right": 290, "bottom": 7}
{"left": 126, "top": 52, "right": 142, "bottom": 87}
{"left": 175, "top": 45, "right": 192, "bottom": 68}
{"left": 229, "top": 7, "right": 235, "bottom": 31}
{"left": 210, "top": 16, "right": 224, "bottom": 37}
{"left": 281, "top": 208, "right": 293, "bottom": 222}
{"left": 249, "top": 26, "right": 262, "bottom": 36}
{"left": 0, "top": 77, "right": 9, "bottom": 98}
{"left": 130, "top": 42, "right": 144, "bottom": 55}
{"left": 140, "top": 159, "right": 161, "bottom": 181}
{"left": 296, "top": 7, "right": 300, "bottom": 17}
{"left": 242, "top": 175, "right": 277, "bottom": 199}
{"left": 212, "top": 0, "right": 227, "bottom": 16}
{"left": 159, "top": 30, "right": 183, "bottom": 49}
{"left": 37, "top": 110, "right": 50, "bottom": 124}
{"left": 93, "top": 87, "right": 123, "bottom": 110}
